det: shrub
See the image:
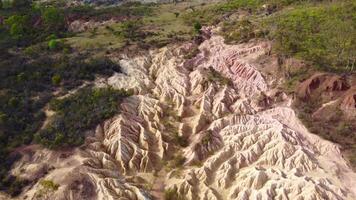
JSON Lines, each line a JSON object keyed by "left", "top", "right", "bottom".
{"left": 164, "top": 187, "right": 185, "bottom": 200}
{"left": 119, "top": 20, "right": 143, "bottom": 41}
{"left": 24, "top": 46, "right": 37, "bottom": 56}
{"left": 169, "top": 153, "right": 186, "bottom": 168}
{"left": 48, "top": 39, "right": 59, "bottom": 50}
{"left": 206, "top": 67, "right": 232, "bottom": 86}
{"left": 4, "top": 15, "right": 29, "bottom": 40}
{"left": 193, "top": 21, "right": 202, "bottom": 34}
{"left": 39, "top": 180, "right": 59, "bottom": 191}
{"left": 51, "top": 74, "right": 61, "bottom": 85}
{"left": 173, "top": 132, "right": 189, "bottom": 148}
{"left": 183, "top": 46, "right": 200, "bottom": 60}
{"left": 42, "top": 7, "right": 64, "bottom": 31}
{"left": 202, "top": 130, "right": 213, "bottom": 145}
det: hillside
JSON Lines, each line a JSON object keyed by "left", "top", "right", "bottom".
{"left": 0, "top": 0, "right": 355, "bottom": 199}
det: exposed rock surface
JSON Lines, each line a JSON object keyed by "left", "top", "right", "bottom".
{"left": 296, "top": 73, "right": 356, "bottom": 118}
{"left": 296, "top": 73, "right": 350, "bottom": 100}
{"left": 10, "top": 29, "right": 356, "bottom": 200}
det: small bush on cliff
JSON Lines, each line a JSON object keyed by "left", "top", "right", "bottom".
{"left": 39, "top": 180, "right": 59, "bottom": 191}
{"left": 206, "top": 67, "right": 232, "bottom": 86}
{"left": 164, "top": 187, "right": 185, "bottom": 200}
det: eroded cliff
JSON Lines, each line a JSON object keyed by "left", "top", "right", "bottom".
{"left": 9, "top": 28, "right": 356, "bottom": 200}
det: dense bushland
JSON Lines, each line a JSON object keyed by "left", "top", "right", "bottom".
{"left": 182, "top": 0, "right": 316, "bottom": 26}
{"left": 268, "top": 1, "right": 356, "bottom": 73}
{"left": 0, "top": 0, "right": 146, "bottom": 195}
{"left": 0, "top": 53, "right": 122, "bottom": 148}
{"left": 0, "top": 52, "right": 123, "bottom": 195}
{"left": 0, "top": 0, "right": 153, "bottom": 49}
{"left": 35, "top": 87, "right": 132, "bottom": 148}
{"left": 0, "top": 1, "right": 67, "bottom": 48}
{"left": 185, "top": 0, "right": 355, "bottom": 73}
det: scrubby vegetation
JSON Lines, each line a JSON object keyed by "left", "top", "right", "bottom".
{"left": 0, "top": 2, "right": 67, "bottom": 48}
{"left": 181, "top": 0, "right": 310, "bottom": 27}
{"left": 66, "top": 1, "right": 153, "bottom": 20}
{"left": 296, "top": 99, "right": 356, "bottom": 168}
{"left": 35, "top": 179, "right": 59, "bottom": 198}
{"left": 0, "top": 53, "right": 124, "bottom": 195}
{"left": 36, "top": 87, "right": 132, "bottom": 148}
{"left": 167, "top": 153, "right": 186, "bottom": 169}
{"left": 164, "top": 187, "right": 185, "bottom": 200}
{"left": 222, "top": 19, "right": 265, "bottom": 44}
{"left": 268, "top": 1, "right": 356, "bottom": 73}
{"left": 186, "top": 0, "right": 355, "bottom": 74}
{"left": 0, "top": 1, "right": 127, "bottom": 192}
{"left": 39, "top": 179, "right": 59, "bottom": 191}
{"left": 205, "top": 67, "right": 232, "bottom": 86}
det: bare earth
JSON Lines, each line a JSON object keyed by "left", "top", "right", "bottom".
{"left": 5, "top": 27, "right": 356, "bottom": 200}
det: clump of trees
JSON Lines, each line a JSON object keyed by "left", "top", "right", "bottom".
{"left": 0, "top": 3, "right": 66, "bottom": 46}
{"left": 41, "top": 6, "right": 64, "bottom": 31}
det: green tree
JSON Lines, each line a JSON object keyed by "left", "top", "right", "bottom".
{"left": 4, "top": 15, "right": 28, "bottom": 40}
{"left": 42, "top": 7, "right": 64, "bottom": 31}
{"left": 119, "top": 20, "right": 141, "bottom": 41}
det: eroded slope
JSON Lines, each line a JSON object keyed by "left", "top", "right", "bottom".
{"left": 8, "top": 29, "right": 356, "bottom": 200}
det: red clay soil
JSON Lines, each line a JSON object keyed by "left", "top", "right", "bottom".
{"left": 296, "top": 73, "right": 350, "bottom": 100}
